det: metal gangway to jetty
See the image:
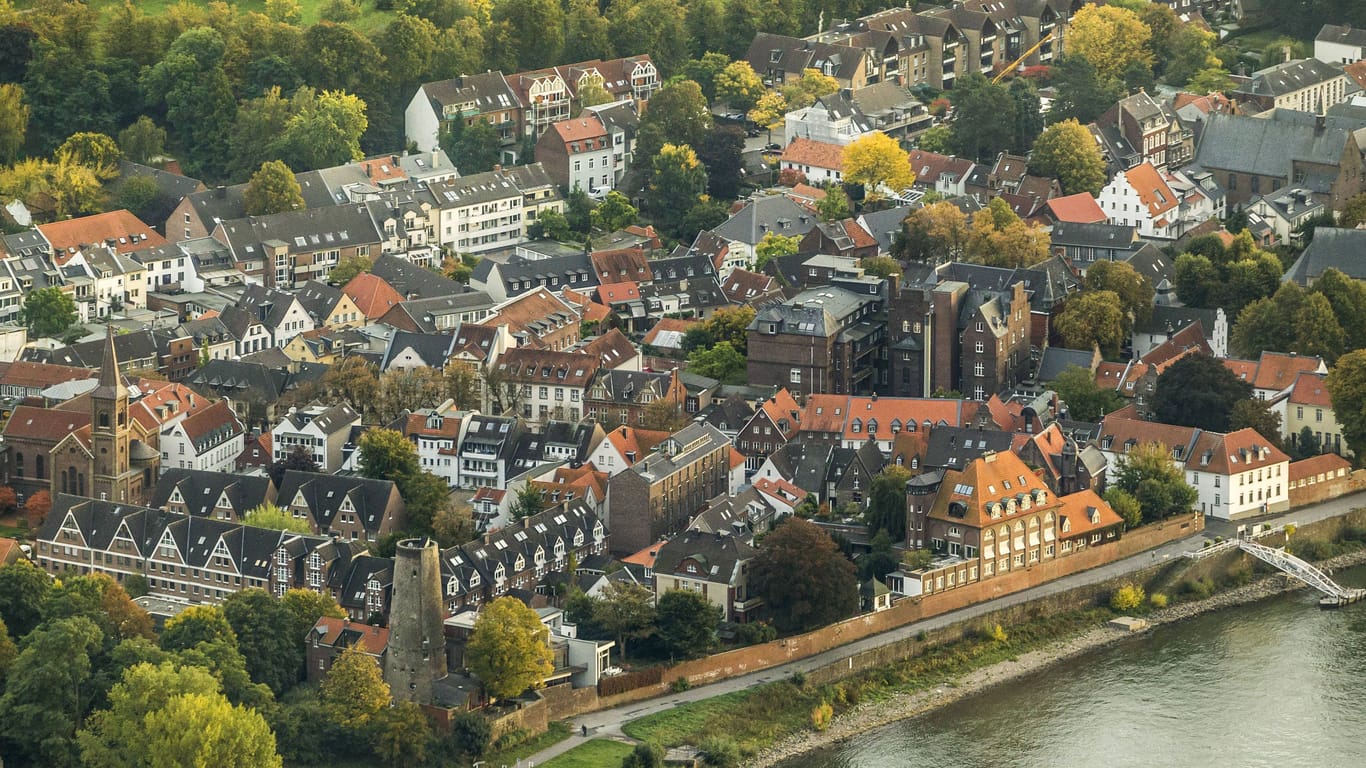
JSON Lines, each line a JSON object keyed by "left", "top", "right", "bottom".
{"left": 1234, "top": 538, "right": 1366, "bottom": 608}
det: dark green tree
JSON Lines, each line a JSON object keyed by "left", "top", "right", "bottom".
{"left": 654, "top": 589, "right": 722, "bottom": 660}
{"left": 1048, "top": 55, "right": 1123, "bottom": 125}
{"left": 1327, "top": 349, "right": 1366, "bottom": 458}
{"left": 858, "top": 529, "right": 902, "bottom": 581}
{"left": 751, "top": 518, "right": 858, "bottom": 633}
{"left": 19, "top": 286, "right": 78, "bottom": 339}
{"left": 221, "top": 589, "right": 303, "bottom": 695}
{"left": 1151, "top": 354, "right": 1253, "bottom": 432}
{"left": 648, "top": 142, "right": 708, "bottom": 239}
{"left": 635, "top": 80, "right": 712, "bottom": 162}
{"left": 0, "top": 616, "right": 104, "bottom": 767}
{"left": 697, "top": 126, "right": 745, "bottom": 201}
{"left": 947, "top": 73, "right": 1014, "bottom": 162}
{"left": 0, "top": 559, "right": 53, "bottom": 638}
{"left": 1230, "top": 398, "right": 1286, "bottom": 451}
{"left": 1008, "top": 78, "right": 1044, "bottom": 154}
{"left": 442, "top": 118, "right": 502, "bottom": 175}
{"left": 1113, "top": 442, "right": 1198, "bottom": 523}
{"left": 865, "top": 466, "right": 910, "bottom": 541}
{"left": 1051, "top": 364, "right": 1125, "bottom": 422}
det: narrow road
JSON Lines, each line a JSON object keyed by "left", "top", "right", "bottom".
{"left": 520, "top": 492, "right": 1366, "bottom": 766}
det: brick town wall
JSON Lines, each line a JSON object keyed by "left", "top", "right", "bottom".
{"left": 590, "top": 513, "right": 1202, "bottom": 711}
{"left": 1289, "top": 469, "right": 1366, "bottom": 509}
{"left": 487, "top": 694, "right": 549, "bottom": 742}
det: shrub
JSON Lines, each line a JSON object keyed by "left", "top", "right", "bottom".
{"left": 915, "top": 629, "right": 928, "bottom": 642}
{"left": 1110, "top": 584, "right": 1146, "bottom": 612}
{"left": 734, "top": 620, "right": 777, "bottom": 645}
{"left": 810, "top": 701, "right": 833, "bottom": 731}
{"left": 789, "top": 671, "right": 807, "bottom": 688}
{"left": 979, "top": 623, "right": 1008, "bottom": 642}
{"left": 1181, "top": 578, "right": 1214, "bottom": 599}
{"left": 670, "top": 677, "right": 691, "bottom": 692}
{"left": 699, "top": 736, "right": 742, "bottom": 768}
{"left": 1224, "top": 564, "right": 1252, "bottom": 587}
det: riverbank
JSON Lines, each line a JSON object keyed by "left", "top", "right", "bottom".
{"left": 754, "top": 546, "right": 1366, "bottom": 767}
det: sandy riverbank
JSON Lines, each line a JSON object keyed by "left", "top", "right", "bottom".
{"left": 754, "top": 548, "right": 1366, "bottom": 767}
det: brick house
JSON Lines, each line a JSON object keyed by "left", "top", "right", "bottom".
{"left": 605, "top": 423, "right": 731, "bottom": 555}
{"left": 652, "top": 531, "right": 760, "bottom": 623}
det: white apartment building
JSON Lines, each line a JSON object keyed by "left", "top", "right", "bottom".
{"left": 270, "top": 404, "right": 361, "bottom": 473}
{"left": 430, "top": 172, "right": 525, "bottom": 255}
{"left": 159, "top": 400, "right": 245, "bottom": 475}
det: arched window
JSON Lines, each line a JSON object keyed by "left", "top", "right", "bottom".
{"left": 35, "top": 455, "right": 44, "bottom": 479}
{"left": 982, "top": 528, "right": 994, "bottom": 541}
{"left": 514, "top": 555, "right": 525, "bottom": 572}
{"left": 13, "top": 452, "right": 21, "bottom": 476}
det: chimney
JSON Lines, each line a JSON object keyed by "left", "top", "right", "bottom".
{"left": 1283, "top": 45, "right": 1292, "bottom": 63}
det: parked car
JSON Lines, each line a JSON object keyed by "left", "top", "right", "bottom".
{"left": 746, "top": 127, "right": 761, "bottom": 138}
{"left": 764, "top": 142, "right": 783, "bottom": 153}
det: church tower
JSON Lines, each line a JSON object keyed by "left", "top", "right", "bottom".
{"left": 90, "top": 325, "right": 132, "bottom": 502}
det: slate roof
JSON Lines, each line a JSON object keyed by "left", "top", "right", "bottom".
{"left": 653, "top": 529, "right": 756, "bottom": 584}
{"left": 1284, "top": 227, "right": 1366, "bottom": 285}
{"left": 278, "top": 404, "right": 359, "bottom": 436}
{"left": 381, "top": 329, "right": 456, "bottom": 370}
{"left": 276, "top": 470, "right": 400, "bottom": 536}
{"left": 1193, "top": 111, "right": 1358, "bottom": 179}
{"left": 1241, "top": 58, "right": 1344, "bottom": 98}
{"left": 419, "top": 70, "right": 519, "bottom": 114}
{"left": 188, "top": 359, "right": 291, "bottom": 401}
{"left": 150, "top": 468, "right": 273, "bottom": 518}
{"left": 1317, "top": 23, "right": 1366, "bottom": 47}
{"left": 1035, "top": 347, "right": 1097, "bottom": 383}
{"left": 216, "top": 203, "right": 382, "bottom": 261}
{"left": 924, "top": 426, "right": 1015, "bottom": 472}
{"left": 1136, "top": 305, "right": 1221, "bottom": 336}
{"left": 712, "top": 194, "right": 818, "bottom": 247}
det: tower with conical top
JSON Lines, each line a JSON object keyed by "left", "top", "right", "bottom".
{"left": 91, "top": 325, "right": 133, "bottom": 503}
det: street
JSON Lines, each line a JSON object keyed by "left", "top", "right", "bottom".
{"left": 522, "top": 490, "right": 1366, "bottom": 766}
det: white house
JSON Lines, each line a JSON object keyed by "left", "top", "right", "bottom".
{"left": 271, "top": 404, "right": 361, "bottom": 473}
{"left": 159, "top": 400, "right": 245, "bottom": 475}
{"left": 409, "top": 401, "right": 469, "bottom": 488}
{"left": 1247, "top": 187, "right": 1325, "bottom": 245}
{"left": 429, "top": 171, "right": 525, "bottom": 255}
{"left": 1316, "top": 24, "right": 1366, "bottom": 65}
{"left": 1184, "top": 429, "right": 1290, "bottom": 520}
{"left": 1098, "top": 162, "right": 1222, "bottom": 240}
{"left": 779, "top": 138, "right": 845, "bottom": 186}
{"left": 585, "top": 424, "right": 666, "bottom": 477}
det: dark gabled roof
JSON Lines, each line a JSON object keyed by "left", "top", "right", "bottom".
{"left": 1241, "top": 58, "right": 1344, "bottom": 98}
{"left": 1049, "top": 221, "right": 1140, "bottom": 250}
{"left": 588, "top": 369, "right": 672, "bottom": 403}
{"left": 923, "top": 426, "right": 1015, "bottom": 472}
{"left": 188, "top": 359, "right": 289, "bottom": 401}
{"left": 216, "top": 203, "right": 383, "bottom": 261}
{"left": 278, "top": 404, "right": 359, "bottom": 436}
{"left": 713, "top": 194, "right": 818, "bottom": 247}
{"left": 150, "top": 468, "right": 274, "bottom": 518}
{"left": 484, "top": 252, "right": 597, "bottom": 294}
{"left": 1284, "top": 227, "right": 1366, "bottom": 285}
{"left": 420, "top": 70, "right": 519, "bottom": 113}
{"left": 237, "top": 284, "right": 302, "bottom": 330}
{"left": 383, "top": 293, "right": 497, "bottom": 333}
{"left": 380, "top": 330, "right": 456, "bottom": 370}
{"left": 295, "top": 280, "right": 345, "bottom": 322}
{"left": 336, "top": 555, "right": 393, "bottom": 610}
{"left": 370, "top": 253, "right": 467, "bottom": 299}
{"left": 276, "top": 470, "right": 400, "bottom": 535}
{"left": 1193, "top": 110, "right": 1357, "bottom": 179}
{"left": 1035, "top": 347, "right": 1096, "bottom": 383}
{"left": 1136, "top": 304, "right": 1221, "bottom": 336}
{"left": 653, "top": 529, "right": 756, "bottom": 584}
{"left": 113, "top": 160, "right": 204, "bottom": 229}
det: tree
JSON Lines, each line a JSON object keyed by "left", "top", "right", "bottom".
{"left": 817, "top": 184, "right": 851, "bottom": 222}
{"left": 896, "top": 201, "right": 968, "bottom": 264}
{"left": 1311, "top": 269, "right": 1366, "bottom": 351}
{"left": 444, "top": 118, "right": 501, "bottom": 175}
{"left": 647, "top": 143, "right": 707, "bottom": 238}
{"left": 1055, "top": 291, "right": 1126, "bottom": 357}
{"left": 1173, "top": 253, "right": 1221, "bottom": 308}
{"left": 1104, "top": 488, "right": 1142, "bottom": 528}
{"left": 112, "top": 176, "right": 164, "bottom": 223}
{"left": 865, "top": 466, "right": 910, "bottom": 541}
{"left": 680, "top": 52, "right": 732, "bottom": 101}
{"left": 1113, "top": 442, "right": 1198, "bottom": 522}
{"left": 1187, "top": 66, "right": 1234, "bottom": 95}
{"left": 0, "top": 559, "right": 53, "bottom": 638}
{"left": 842, "top": 131, "right": 915, "bottom": 198}
{"left": 0, "top": 82, "right": 27, "bottom": 162}
{"left": 948, "top": 73, "right": 1015, "bottom": 161}
{"left": 781, "top": 68, "right": 839, "bottom": 110}
{"left": 1233, "top": 284, "right": 1345, "bottom": 362}
{"left": 488, "top": 0, "right": 563, "bottom": 70}
{"left": 1047, "top": 55, "right": 1123, "bottom": 125}
{"left": 56, "top": 132, "right": 121, "bottom": 180}
{"left": 241, "top": 502, "right": 312, "bottom": 534}
{"left": 688, "top": 341, "right": 746, "bottom": 384}
{"left": 371, "top": 701, "right": 433, "bottom": 765}
{"left": 244, "top": 160, "right": 304, "bottom": 216}
{"left": 328, "top": 254, "right": 372, "bottom": 285}
{"left": 592, "top": 581, "right": 656, "bottom": 660}
{"left": 221, "top": 589, "right": 304, "bottom": 695}
{"left": 754, "top": 230, "right": 801, "bottom": 269}
{"left": 565, "top": 0, "right": 614, "bottom": 62}
{"left": 1151, "top": 354, "right": 1253, "bottom": 432}
{"left": 1052, "top": 364, "right": 1125, "bottom": 422}
{"left": 1067, "top": 3, "right": 1153, "bottom": 82}
{"left": 377, "top": 366, "right": 446, "bottom": 423}
{"left": 269, "top": 445, "right": 321, "bottom": 487}
{"left": 510, "top": 484, "right": 546, "bottom": 520}
{"left": 1230, "top": 398, "right": 1285, "bottom": 450}
{"left": 467, "top": 596, "right": 554, "bottom": 700}
{"left": 1327, "top": 349, "right": 1366, "bottom": 458}
{"left": 697, "top": 126, "right": 745, "bottom": 201}
{"left": 917, "top": 124, "right": 952, "bottom": 153}
{"left": 751, "top": 518, "right": 858, "bottom": 633}
{"left": 19, "top": 285, "right": 78, "bottom": 339}
{"left": 655, "top": 590, "right": 721, "bottom": 660}
{"left": 319, "top": 642, "right": 390, "bottom": 730}
{"left": 1008, "top": 78, "right": 1044, "bottom": 154}
{"left": 702, "top": 306, "right": 757, "bottom": 352}
{"left": 358, "top": 427, "right": 420, "bottom": 481}
{"left": 636, "top": 80, "right": 711, "bottom": 160}
{"left": 0, "top": 485, "right": 15, "bottom": 514}
{"left": 160, "top": 605, "right": 237, "bottom": 652}
{"left": 606, "top": 0, "right": 688, "bottom": 75}
{"left": 271, "top": 89, "right": 368, "bottom": 172}
{"left": 43, "top": 573, "right": 153, "bottom": 644}
{"left": 280, "top": 589, "right": 345, "bottom": 645}
{"left": 714, "top": 60, "right": 764, "bottom": 111}
{"left": 23, "top": 488, "right": 51, "bottom": 529}
{"left": 592, "top": 190, "right": 639, "bottom": 233}
{"left": 1340, "top": 193, "right": 1366, "bottom": 229}
{"left": 78, "top": 661, "right": 222, "bottom": 768}
{"left": 144, "top": 691, "right": 282, "bottom": 768}
{"left": 747, "top": 91, "right": 787, "bottom": 140}
{"left": 1030, "top": 119, "right": 1107, "bottom": 196}
{"left": 0, "top": 616, "right": 14, "bottom": 684}
{"left": 964, "top": 198, "right": 1050, "bottom": 268}
{"left": 1085, "top": 260, "right": 1154, "bottom": 328}
{"left": 0, "top": 616, "right": 103, "bottom": 767}
{"left": 1165, "top": 24, "right": 1221, "bottom": 87}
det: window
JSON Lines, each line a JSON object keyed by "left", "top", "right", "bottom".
{"left": 975, "top": 341, "right": 984, "bottom": 353}
{"left": 790, "top": 368, "right": 802, "bottom": 384}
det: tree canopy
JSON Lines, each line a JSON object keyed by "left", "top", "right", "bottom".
{"left": 243, "top": 160, "right": 304, "bottom": 216}
{"left": 1052, "top": 364, "right": 1125, "bottom": 422}
{"left": 655, "top": 589, "right": 722, "bottom": 660}
{"left": 1151, "top": 354, "right": 1253, "bottom": 432}
{"left": 466, "top": 596, "right": 554, "bottom": 700}
{"left": 1029, "top": 119, "right": 1107, "bottom": 196}
{"left": 1327, "top": 349, "right": 1366, "bottom": 458}
{"left": 1113, "top": 442, "right": 1197, "bottom": 523}
{"left": 842, "top": 131, "right": 915, "bottom": 197}
{"left": 751, "top": 518, "right": 858, "bottom": 633}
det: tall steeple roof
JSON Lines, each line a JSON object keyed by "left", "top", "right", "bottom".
{"left": 92, "top": 324, "right": 127, "bottom": 400}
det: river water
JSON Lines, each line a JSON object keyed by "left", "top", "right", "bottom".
{"left": 783, "top": 566, "right": 1366, "bottom": 768}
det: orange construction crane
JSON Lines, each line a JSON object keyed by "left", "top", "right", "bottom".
{"left": 991, "top": 29, "right": 1057, "bottom": 85}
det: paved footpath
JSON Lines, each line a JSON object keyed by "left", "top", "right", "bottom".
{"left": 516, "top": 492, "right": 1366, "bottom": 767}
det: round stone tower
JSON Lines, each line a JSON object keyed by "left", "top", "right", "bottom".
{"left": 383, "top": 537, "right": 447, "bottom": 704}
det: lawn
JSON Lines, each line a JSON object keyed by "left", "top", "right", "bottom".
{"left": 15, "top": 0, "right": 396, "bottom": 33}
{"left": 541, "top": 739, "right": 636, "bottom": 768}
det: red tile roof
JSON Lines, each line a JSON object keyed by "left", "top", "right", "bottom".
{"left": 2, "top": 405, "right": 91, "bottom": 441}
{"left": 1056, "top": 488, "right": 1124, "bottom": 538}
{"left": 729, "top": 446, "right": 746, "bottom": 470}
{"left": 604, "top": 425, "right": 670, "bottom": 465}
{"left": 1122, "top": 163, "right": 1178, "bottom": 219}
{"left": 1140, "top": 322, "right": 1210, "bottom": 370}
{"left": 38, "top": 210, "right": 166, "bottom": 264}
{"left": 597, "top": 281, "right": 640, "bottom": 303}
{"left": 179, "top": 400, "right": 242, "bottom": 445}
{"left": 550, "top": 115, "right": 610, "bottom": 149}
{"left": 753, "top": 476, "right": 807, "bottom": 505}
{"left": 1248, "top": 351, "right": 1324, "bottom": 393}
{"left": 782, "top": 138, "right": 845, "bottom": 171}
{"left": 1288, "top": 372, "right": 1332, "bottom": 407}
{"left": 591, "top": 247, "right": 651, "bottom": 283}
{"left": 313, "top": 616, "right": 389, "bottom": 653}
{"left": 642, "top": 317, "right": 701, "bottom": 348}
{"left": 1183, "top": 428, "right": 1288, "bottom": 474}
{"left": 343, "top": 273, "right": 405, "bottom": 320}
{"left": 0, "top": 361, "right": 94, "bottom": 390}
{"left": 801, "top": 395, "right": 969, "bottom": 439}
{"left": 1290, "top": 453, "right": 1352, "bottom": 483}
{"left": 1046, "top": 193, "right": 1107, "bottom": 224}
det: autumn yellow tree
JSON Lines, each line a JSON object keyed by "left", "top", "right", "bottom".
{"left": 747, "top": 91, "right": 787, "bottom": 139}
{"left": 1068, "top": 3, "right": 1153, "bottom": 83}
{"left": 894, "top": 201, "right": 968, "bottom": 264}
{"left": 781, "top": 68, "right": 839, "bottom": 110}
{"left": 965, "top": 198, "right": 1050, "bottom": 268}
{"left": 466, "top": 596, "right": 553, "bottom": 700}
{"left": 1029, "top": 119, "right": 1107, "bottom": 196}
{"left": 842, "top": 132, "right": 915, "bottom": 199}
{"left": 319, "top": 643, "right": 391, "bottom": 730}
{"left": 715, "top": 60, "right": 765, "bottom": 112}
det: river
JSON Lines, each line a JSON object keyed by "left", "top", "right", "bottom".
{"left": 782, "top": 565, "right": 1366, "bottom": 768}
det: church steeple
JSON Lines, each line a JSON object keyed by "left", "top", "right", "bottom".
{"left": 92, "top": 324, "right": 127, "bottom": 400}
